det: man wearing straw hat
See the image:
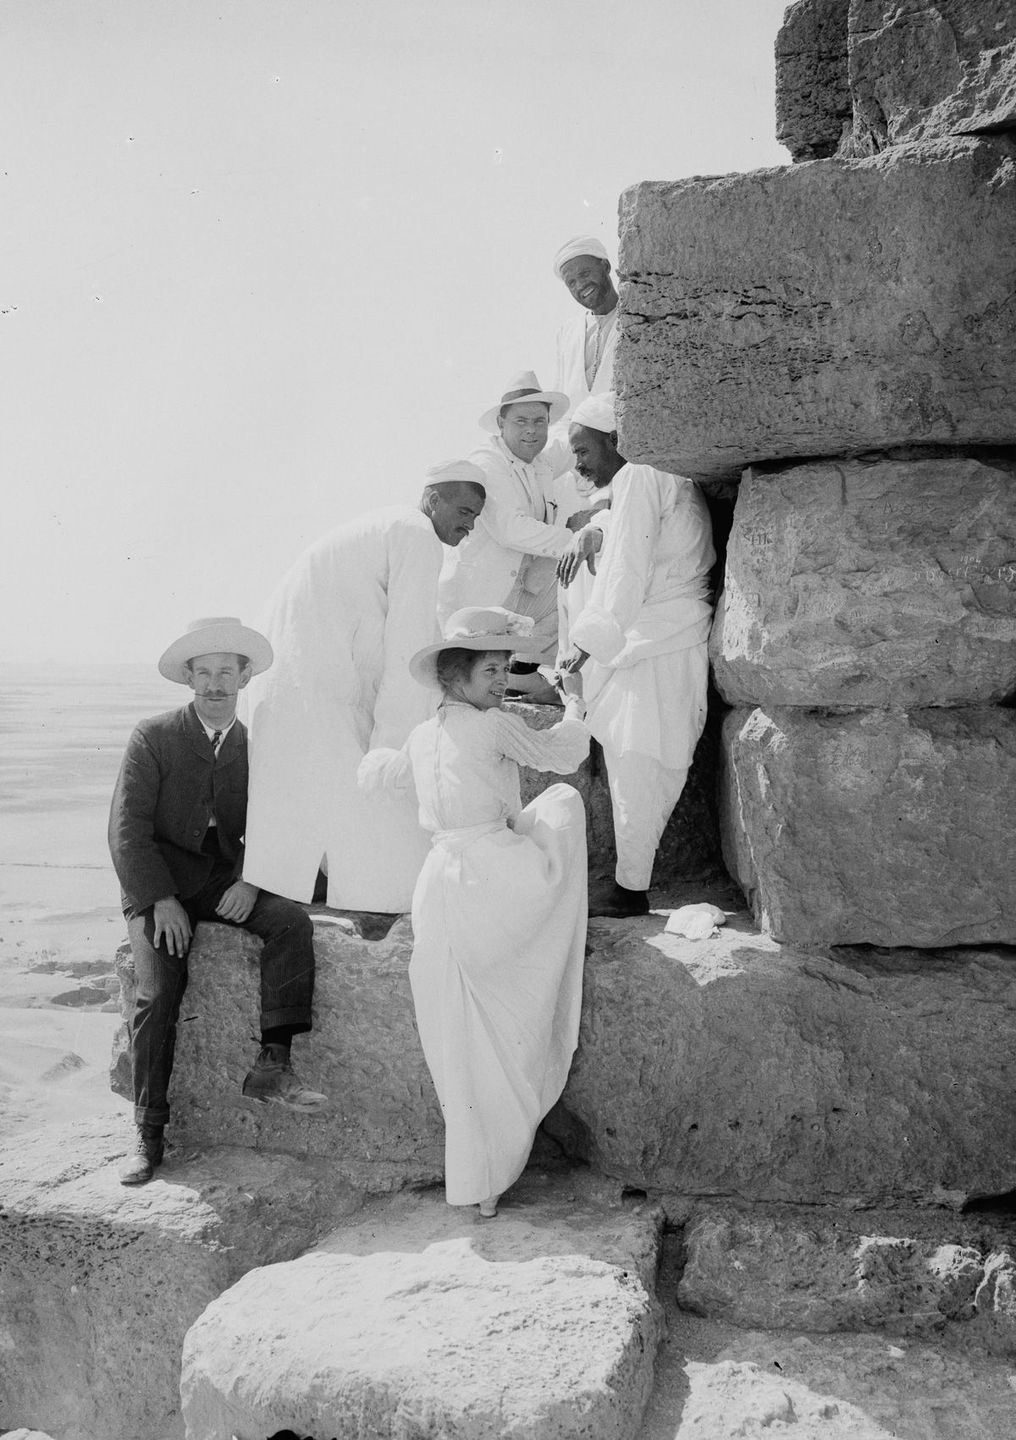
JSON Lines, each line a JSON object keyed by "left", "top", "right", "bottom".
{"left": 242, "top": 464, "right": 487, "bottom": 914}
{"left": 439, "top": 372, "right": 577, "bottom": 676}
{"left": 109, "top": 617, "right": 326, "bottom": 1186}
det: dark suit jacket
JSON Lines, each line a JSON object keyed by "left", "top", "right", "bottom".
{"left": 108, "top": 702, "right": 249, "bottom": 915}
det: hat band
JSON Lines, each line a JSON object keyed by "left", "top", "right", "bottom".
{"left": 500, "top": 389, "right": 544, "bottom": 404}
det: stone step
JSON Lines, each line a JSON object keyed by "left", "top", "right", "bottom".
{"left": 179, "top": 1179, "right": 665, "bottom": 1440}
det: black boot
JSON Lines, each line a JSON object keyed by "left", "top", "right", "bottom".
{"left": 119, "top": 1123, "right": 165, "bottom": 1185}
{"left": 588, "top": 882, "right": 650, "bottom": 919}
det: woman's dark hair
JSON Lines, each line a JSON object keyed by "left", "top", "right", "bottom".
{"left": 435, "top": 647, "right": 501, "bottom": 693}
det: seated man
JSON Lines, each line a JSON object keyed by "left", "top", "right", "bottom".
{"left": 109, "top": 617, "right": 325, "bottom": 1186}
{"left": 557, "top": 396, "right": 715, "bottom": 918}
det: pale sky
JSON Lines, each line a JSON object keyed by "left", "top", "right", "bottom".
{"left": 3, "top": 0, "right": 790, "bottom": 663}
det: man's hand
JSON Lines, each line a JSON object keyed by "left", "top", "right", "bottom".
{"left": 557, "top": 647, "right": 589, "bottom": 676}
{"left": 216, "top": 879, "right": 259, "bottom": 924}
{"left": 565, "top": 498, "right": 610, "bottom": 532}
{"left": 153, "top": 896, "right": 192, "bottom": 956}
{"left": 556, "top": 667, "right": 584, "bottom": 699}
{"left": 557, "top": 527, "right": 603, "bottom": 588}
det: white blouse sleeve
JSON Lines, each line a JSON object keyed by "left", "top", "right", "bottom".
{"left": 491, "top": 707, "right": 590, "bottom": 775}
{"left": 357, "top": 746, "right": 415, "bottom": 798}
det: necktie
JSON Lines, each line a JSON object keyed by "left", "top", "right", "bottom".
{"left": 210, "top": 730, "right": 222, "bottom": 754}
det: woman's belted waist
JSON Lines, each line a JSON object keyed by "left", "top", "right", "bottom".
{"left": 431, "top": 819, "right": 507, "bottom": 853}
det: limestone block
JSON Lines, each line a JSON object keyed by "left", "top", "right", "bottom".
{"left": 775, "top": 0, "right": 852, "bottom": 161}
{"left": 677, "top": 1203, "right": 1016, "bottom": 1353}
{"left": 719, "top": 705, "right": 1016, "bottom": 946}
{"left": 110, "top": 905, "right": 1016, "bottom": 1209}
{"left": 845, "top": 0, "right": 1016, "bottom": 154}
{"left": 110, "top": 915, "right": 448, "bottom": 1179}
{"left": 180, "top": 1190, "right": 664, "bottom": 1440}
{"left": 0, "top": 1116, "right": 363, "bottom": 1440}
{"left": 561, "top": 916, "right": 1016, "bottom": 1207}
{"left": 710, "top": 454, "right": 1016, "bottom": 708}
{"left": 617, "top": 136, "right": 1016, "bottom": 482}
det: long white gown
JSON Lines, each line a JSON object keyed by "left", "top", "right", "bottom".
{"left": 363, "top": 701, "right": 589, "bottom": 1205}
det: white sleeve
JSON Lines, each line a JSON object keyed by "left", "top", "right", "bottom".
{"left": 357, "top": 746, "right": 415, "bottom": 797}
{"left": 491, "top": 708, "right": 590, "bottom": 774}
{"left": 570, "top": 468, "right": 660, "bottom": 664}
{"left": 371, "top": 521, "right": 440, "bottom": 749}
{"left": 476, "top": 467, "right": 573, "bottom": 560}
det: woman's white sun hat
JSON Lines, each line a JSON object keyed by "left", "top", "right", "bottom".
{"left": 409, "top": 608, "right": 542, "bottom": 690}
{"left": 158, "top": 616, "right": 274, "bottom": 684}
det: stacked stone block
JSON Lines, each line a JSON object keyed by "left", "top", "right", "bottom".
{"left": 616, "top": 0, "right": 1016, "bottom": 946}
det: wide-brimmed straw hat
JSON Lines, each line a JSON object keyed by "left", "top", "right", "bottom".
{"left": 478, "top": 371, "right": 569, "bottom": 434}
{"left": 409, "top": 607, "right": 543, "bottom": 690}
{"left": 158, "top": 616, "right": 274, "bottom": 684}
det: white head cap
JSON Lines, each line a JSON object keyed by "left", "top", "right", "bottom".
{"left": 570, "top": 393, "right": 617, "bottom": 434}
{"left": 552, "top": 235, "right": 611, "bottom": 279}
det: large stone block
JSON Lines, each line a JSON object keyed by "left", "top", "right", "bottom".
{"left": 719, "top": 704, "right": 1016, "bottom": 946}
{"left": 775, "top": 0, "right": 852, "bottom": 161}
{"left": 180, "top": 1184, "right": 664, "bottom": 1440}
{"left": 677, "top": 1202, "right": 1016, "bottom": 1353}
{"left": 617, "top": 136, "right": 1016, "bottom": 481}
{"left": 711, "top": 454, "right": 1016, "bottom": 708}
{"left": 110, "top": 903, "right": 1016, "bottom": 1211}
{"left": 0, "top": 1117, "right": 363, "bottom": 1440}
{"left": 844, "top": 0, "right": 1016, "bottom": 154}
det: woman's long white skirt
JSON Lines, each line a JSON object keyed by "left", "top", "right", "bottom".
{"left": 409, "top": 784, "right": 588, "bottom": 1206}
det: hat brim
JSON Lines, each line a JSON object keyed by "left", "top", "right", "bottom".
{"left": 158, "top": 624, "right": 274, "bottom": 684}
{"left": 478, "top": 391, "right": 570, "bottom": 435}
{"left": 410, "top": 634, "right": 543, "bottom": 690}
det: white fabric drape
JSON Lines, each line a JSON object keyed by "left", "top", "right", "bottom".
{"left": 242, "top": 507, "right": 442, "bottom": 912}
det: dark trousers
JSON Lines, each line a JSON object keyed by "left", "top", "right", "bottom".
{"left": 126, "top": 859, "right": 315, "bottom": 1128}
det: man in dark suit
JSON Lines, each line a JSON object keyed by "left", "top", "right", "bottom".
{"left": 109, "top": 616, "right": 325, "bottom": 1186}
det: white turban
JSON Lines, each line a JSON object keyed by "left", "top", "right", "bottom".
{"left": 570, "top": 393, "right": 617, "bottom": 434}
{"left": 424, "top": 459, "right": 487, "bottom": 491}
{"left": 552, "top": 235, "right": 611, "bottom": 280}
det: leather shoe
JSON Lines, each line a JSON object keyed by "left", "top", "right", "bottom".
{"left": 588, "top": 883, "right": 650, "bottom": 919}
{"left": 242, "top": 1044, "right": 328, "bottom": 1111}
{"left": 119, "top": 1126, "right": 165, "bottom": 1185}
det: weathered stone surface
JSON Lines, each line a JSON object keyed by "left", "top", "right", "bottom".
{"left": 677, "top": 1203, "right": 1016, "bottom": 1353}
{"left": 617, "top": 136, "right": 1016, "bottom": 482}
{"left": 110, "top": 907, "right": 1016, "bottom": 1209}
{"left": 844, "top": 0, "right": 1016, "bottom": 155}
{"left": 710, "top": 454, "right": 1016, "bottom": 708}
{"left": 562, "top": 916, "right": 1016, "bottom": 1208}
{"left": 0, "top": 1115, "right": 363, "bottom": 1440}
{"left": 775, "top": 0, "right": 852, "bottom": 161}
{"left": 180, "top": 1182, "right": 664, "bottom": 1440}
{"left": 719, "top": 704, "right": 1016, "bottom": 946}
{"left": 110, "top": 914, "right": 447, "bottom": 1178}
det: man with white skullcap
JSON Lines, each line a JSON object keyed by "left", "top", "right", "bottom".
{"left": 551, "top": 235, "right": 620, "bottom": 431}
{"left": 557, "top": 395, "right": 715, "bottom": 918}
{"left": 242, "top": 465, "right": 486, "bottom": 913}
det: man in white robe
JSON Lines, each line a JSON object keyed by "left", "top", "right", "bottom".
{"left": 242, "top": 464, "right": 486, "bottom": 914}
{"left": 545, "top": 235, "right": 620, "bottom": 482}
{"left": 439, "top": 372, "right": 576, "bottom": 668}
{"left": 558, "top": 395, "right": 715, "bottom": 918}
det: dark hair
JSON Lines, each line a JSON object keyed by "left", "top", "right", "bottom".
{"left": 184, "top": 653, "right": 249, "bottom": 673}
{"left": 435, "top": 647, "right": 502, "bottom": 693}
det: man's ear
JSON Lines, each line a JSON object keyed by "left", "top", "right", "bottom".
{"left": 238, "top": 663, "right": 253, "bottom": 690}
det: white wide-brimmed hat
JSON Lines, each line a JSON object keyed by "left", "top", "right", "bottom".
{"left": 158, "top": 617, "right": 274, "bottom": 684}
{"left": 409, "top": 607, "right": 543, "bottom": 690}
{"left": 478, "top": 371, "right": 569, "bottom": 434}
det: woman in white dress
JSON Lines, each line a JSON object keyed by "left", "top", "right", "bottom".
{"left": 359, "top": 608, "right": 589, "bottom": 1217}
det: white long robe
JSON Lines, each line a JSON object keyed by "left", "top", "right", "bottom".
{"left": 242, "top": 507, "right": 442, "bottom": 912}
{"left": 569, "top": 464, "right": 714, "bottom": 769}
{"left": 438, "top": 437, "right": 574, "bottom": 658}
{"left": 545, "top": 305, "right": 619, "bottom": 480}
{"left": 362, "top": 702, "right": 589, "bottom": 1205}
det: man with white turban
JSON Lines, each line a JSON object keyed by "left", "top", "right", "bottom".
{"left": 551, "top": 235, "right": 619, "bottom": 430}
{"left": 558, "top": 395, "right": 715, "bottom": 918}
{"left": 242, "top": 464, "right": 486, "bottom": 913}
{"left": 439, "top": 372, "right": 578, "bottom": 670}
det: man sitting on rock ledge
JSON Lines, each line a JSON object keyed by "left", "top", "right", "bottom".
{"left": 109, "top": 617, "right": 326, "bottom": 1187}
